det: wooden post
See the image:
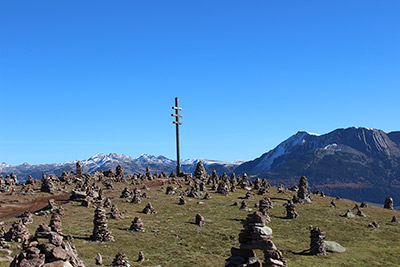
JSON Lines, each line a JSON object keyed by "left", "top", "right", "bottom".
{"left": 172, "top": 97, "right": 182, "bottom": 175}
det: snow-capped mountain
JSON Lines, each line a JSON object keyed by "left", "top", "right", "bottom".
{"left": 0, "top": 153, "right": 241, "bottom": 181}
{"left": 236, "top": 127, "right": 400, "bottom": 204}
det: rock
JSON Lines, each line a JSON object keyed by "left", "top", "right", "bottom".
{"left": 95, "top": 253, "right": 103, "bottom": 265}
{"left": 384, "top": 196, "right": 394, "bottom": 210}
{"left": 324, "top": 241, "right": 346, "bottom": 253}
{"left": 309, "top": 226, "right": 327, "bottom": 256}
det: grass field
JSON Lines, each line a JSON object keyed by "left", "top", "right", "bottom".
{"left": 1, "top": 180, "right": 399, "bottom": 267}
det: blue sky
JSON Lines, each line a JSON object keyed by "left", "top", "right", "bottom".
{"left": 1, "top": 1, "right": 399, "bottom": 165}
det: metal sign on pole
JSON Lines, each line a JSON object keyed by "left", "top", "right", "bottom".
{"left": 171, "top": 97, "right": 182, "bottom": 175}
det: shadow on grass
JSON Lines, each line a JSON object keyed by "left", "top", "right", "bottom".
{"left": 270, "top": 197, "right": 289, "bottom": 201}
{"left": 229, "top": 218, "right": 246, "bottom": 222}
{"left": 289, "top": 249, "right": 314, "bottom": 256}
{"left": 71, "top": 235, "right": 91, "bottom": 241}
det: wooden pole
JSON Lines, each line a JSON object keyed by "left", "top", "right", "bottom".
{"left": 172, "top": 97, "right": 182, "bottom": 175}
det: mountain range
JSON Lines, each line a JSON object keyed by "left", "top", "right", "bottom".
{"left": 1, "top": 127, "right": 399, "bottom": 204}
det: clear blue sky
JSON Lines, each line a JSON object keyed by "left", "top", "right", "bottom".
{"left": 1, "top": 1, "right": 399, "bottom": 165}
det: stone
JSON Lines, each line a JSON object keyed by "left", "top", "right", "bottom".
{"left": 111, "top": 253, "right": 129, "bottom": 267}
{"left": 76, "top": 161, "right": 82, "bottom": 177}
{"left": 384, "top": 196, "right": 394, "bottom": 210}
{"left": 142, "top": 202, "right": 156, "bottom": 214}
{"left": 295, "top": 176, "right": 311, "bottom": 203}
{"left": 137, "top": 251, "right": 144, "bottom": 262}
{"left": 285, "top": 200, "right": 298, "bottom": 219}
{"left": 110, "top": 205, "right": 124, "bottom": 220}
{"left": 90, "top": 206, "right": 115, "bottom": 242}
{"left": 368, "top": 220, "right": 380, "bottom": 229}
{"left": 239, "top": 200, "right": 248, "bottom": 210}
{"left": 4, "top": 220, "right": 30, "bottom": 242}
{"left": 391, "top": 216, "right": 398, "bottom": 223}
{"left": 330, "top": 199, "right": 336, "bottom": 208}
{"left": 95, "top": 253, "right": 103, "bottom": 265}
{"left": 195, "top": 214, "right": 205, "bottom": 226}
{"left": 130, "top": 217, "right": 145, "bottom": 232}
{"left": 324, "top": 241, "right": 346, "bottom": 253}
{"left": 341, "top": 209, "right": 355, "bottom": 218}
{"left": 309, "top": 226, "right": 327, "bottom": 256}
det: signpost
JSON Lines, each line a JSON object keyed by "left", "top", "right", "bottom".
{"left": 171, "top": 97, "right": 182, "bottom": 175}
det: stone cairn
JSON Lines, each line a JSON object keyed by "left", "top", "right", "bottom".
{"left": 194, "top": 161, "right": 208, "bottom": 180}
{"left": 368, "top": 220, "right": 380, "bottom": 229}
{"left": 116, "top": 164, "right": 124, "bottom": 181}
{"left": 90, "top": 206, "right": 115, "bottom": 242}
{"left": 226, "top": 211, "right": 287, "bottom": 267}
{"left": 166, "top": 186, "right": 176, "bottom": 195}
{"left": 239, "top": 200, "right": 248, "bottom": 210}
{"left": 330, "top": 199, "right": 336, "bottom": 208}
{"left": 259, "top": 198, "right": 273, "bottom": 223}
{"left": 131, "top": 188, "right": 142, "bottom": 204}
{"left": 40, "top": 175, "right": 55, "bottom": 193}
{"left": 76, "top": 161, "right": 82, "bottom": 177}
{"left": 391, "top": 216, "right": 398, "bottom": 223}
{"left": 10, "top": 233, "right": 85, "bottom": 267}
{"left": 111, "top": 253, "right": 130, "bottom": 267}
{"left": 120, "top": 187, "right": 132, "bottom": 198}
{"left": 309, "top": 226, "right": 327, "bottom": 255}
{"left": 179, "top": 195, "right": 186, "bottom": 205}
{"left": 384, "top": 196, "right": 394, "bottom": 210}
{"left": 360, "top": 202, "right": 368, "bottom": 208}
{"left": 49, "top": 212, "right": 63, "bottom": 235}
{"left": 130, "top": 217, "right": 145, "bottom": 232}
{"left": 294, "top": 176, "right": 311, "bottom": 203}
{"left": 4, "top": 220, "right": 31, "bottom": 242}
{"left": 142, "top": 202, "right": 156, "bottom": 214}
{"left": 195, "top": 214, "right": 205, "bottom": 227}
{"left": 103, "top": 197, "right": 112, "bottom": 208}
{"left": 203, "top": 192, "right": 211, "bottom": 200}
{"left": 20, "top": 211, "right": 34, "bottom": 225}
{"left": 285, "top": 199, "right": 299, "bottom": 219}
{"left": 110, "top": 204, "right": 124, "bottom": 220}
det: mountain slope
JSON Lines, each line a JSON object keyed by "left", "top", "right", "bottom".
{"left": 236, "top": 127, "right": 400, "bottom": 204}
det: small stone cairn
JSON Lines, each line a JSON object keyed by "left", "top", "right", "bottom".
{"left": 309, "top": 226, "right": 327, "bottom": 255}
{"left": 285, "top": 199, "right": 299, "bottom": 219}
{"left": 90, "top": 206, "right": 115, "bottom": 242}
{"left": 49, "top": 212, "right": 63, "bottom": 234}
{"left": 130, "top": 217, "right": 145, "bottom": 232}
{"left": 330, "top": 199, "right": 336, "bottom": 208}
{"left": 10, "top": 233, "right": 85, "bottom": 267}
{"left": 384, "top": 196, "right": 394, "bottom": 210}
{"left": 76, "top": 161, "right": 82, "bottom": 177}
{"left": 239, "top": 200, "right": 248, "bottom": 210}
{"left": 111, "top": 253, "right": 130, "bottom": 267}
{"left": 142, "top": 202, "right": 156, "bottom": 214}
{"left": 20, "top": 211, "right": 34, "bottom": 225}
{"left": 195, "top": 214, "right": 205, "bottom": 226}
{"left": 368, "top": 220, "right": 380, "bottom": 229}
{"left": 120, "top": 187, "right": 132, "bottom": 198}
{"left": 110, "top": 204, "right": 124, "bottom": 220}
{"left": 391, "top": 216, "right": 398, "bottom": 223}
{"left": 4, "top": 220, "right": 31, "bottom": 242}
{"left": 194, "top": 161, "right": 208, "bottom": 181}
{"left": 179, "top": 195, "right": 186, "bottom": 205}
{"left": 131, "top": 188, "right": 142, "bottom": 204}
{"left": 226, "top": 211, "right": 287, "bottom": 267}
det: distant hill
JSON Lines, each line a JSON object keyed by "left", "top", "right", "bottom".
{"left": 0, "top": 153, "right": 242, "bottom": 181}
{"left": 236, "top": 127, "right": 400, "bottom": 204}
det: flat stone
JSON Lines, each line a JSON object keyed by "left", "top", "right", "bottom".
{"left": 254, "top": 226, "right": 273, "bottom": 236}
{"left": 265, "top": 258, "right": 285, "bottom": 266}
{"left": 240, "top": 239, "right": 276, "bottom": 250}
{"left": 52, "top": 247, "right": 68, "bottom": 260}
{"left": 231, "top": 247, "right": 255, "bottom": 258}
{"left": 325, "top": 241, "right": 346, "bottom": 253}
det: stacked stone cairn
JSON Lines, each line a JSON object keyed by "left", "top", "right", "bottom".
{"left": 239, "top": 200, "right": 249, "bottom": 210}
{"left": 111, "top": 253, "right": 130, "bottom": 267}
{"left": 179, "top": 195, "right": 186, "bottom": 205}
{"left": 76, "top": 161, "right": 82, "bottom": 177}
{"left": 259, "top": 197, "right": 273, "bottom": 218}
{"left": 239, "top": 173, "right": 250, "bottom": 189}
{"left": 203, "top": 192, "right": 211, "bottom": 200}
{"left": 95, "top": 253, "right": 103, "bottom": 265}
{"left": 131, "top": 188, "right": 142, "bottom": 204}
{"left": 309, "top": 226, "right": 327, "bottom": 255}
{"left": 245, "top": 191, "right": 254, "bottom": 199}
{"left": 194, "top": 161, "right": 208, "bottom": 180}
{"left": 49, "top": 212, "right": 63, "bottom": 235}
{"left": 110, "top": 204, "right": 124, "bottom": 220}
{"left": 217, "top": 181, "right": 230, "bottom": 195}
{"left": 277, "top": 184, "right": 285, "bottom": 194}
{"left": 20, "top": 211, "right": 34, "bottom": 225}
{"left": 384, "top": 196, "right": 394, "bottom": 210}
{"left": 368, "top": 220, "right": 380, "bottom": 229}
{"left": 10, "top": 233, "right": 85, "bottom": 267}
{"left": 130, "top": 217, "right": 145, "bottom": 232}
{"left": 293, "top": 176, "right": 311, "bottom": 203}
{"left": 115, "top": 164, "right": 124, "bottom": 181}
{"left": 103, "top": 197, "right": 112, "bottom": 208}
{"left": 137, "top": 251, "right": 144, "bottom": 262}
{"left": 142, "top": 202, "right": 156, "bottom": 214}
{"left": 4, "top": 220, "right": 31, "bottom": 242}
{"left": 285, "top": 199, "right": 299, "bottom": 219}
{"left": 25, "top": 175, "right": 35, "bottom": 185}
{"left": 391, "top": 216, "right": 398, "bottom": 223}
{"left": 226, "top": 211, "right": 287, "bottom": 267}
{"left": 330, "top": 199, "right": 336, "bottom": 208}
{"left": 90, "top": 206, "right": 115, "bottom": 242}
{"left": 360, "top": 202, "right": 368, "bottom": 208}
{"left": 40, "top": 175, "right": 55, "bottom": 193}
{"left": 195, "top": 214, "right": 205, "bottom": 227}
{"left": 166, "top": 186, "right": 176, "bottom": 195}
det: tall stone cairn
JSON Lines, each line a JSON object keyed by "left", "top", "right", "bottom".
{"left": 226, "top": 211, "right": 287, "bottom": 267}
{"left": 194, "top": 161, "right": 208, "bottom": 180}
{"left": 195, "top": 214, "right": 205, "bottom": 227}
{"left": 116, "top": 165, "right": 124, "bottom": 180}
{"left": 295, "top": 176, "right": 311, "bottom": 203}
{"left": 76, "top": 161, "right": 82, "bottom": 177}
{"left": 111, "top": 253, "right": 130, "bottom": 267}
{"left": 285, "top": 199, "right": 299, "bottom": 219}
{"left": 384, "top": 196, "right": 394, "bottom": 210}
{"left": 110, "top": 204, "right": 124, "bottom": 220}
{"left": 49, "top": 212, "right": 63, "bottom": 234}
{"left": 309, "top": 226, "right": 327, "bottom": 255}
{"left": 90, "top": 206, "right": 115, "bottom": 242}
